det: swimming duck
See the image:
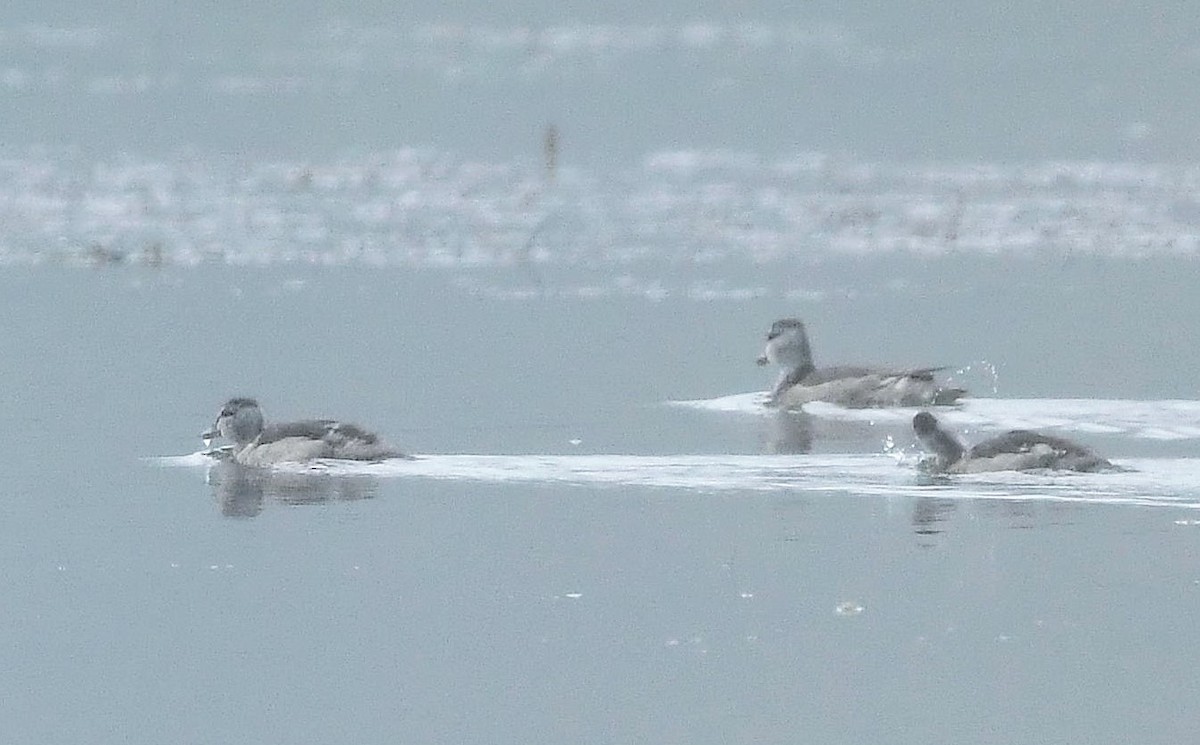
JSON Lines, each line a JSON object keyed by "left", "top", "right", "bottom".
{"left": 201, "top": 397, "right": 412, "bottom": 466}
{"left": 756, "top": 318, "right": 966, "bottom": 408}
{"left": 912, "top": 411, "right": 1115, "bottom": 473}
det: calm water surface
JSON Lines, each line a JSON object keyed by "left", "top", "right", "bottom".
{"left": 1, "top": 265, "right": 1197, "bottom": 744}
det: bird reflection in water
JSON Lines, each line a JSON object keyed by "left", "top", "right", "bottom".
{"left": 205, "top": 459, "right": 381, "bottom": 518}
{"left": 911, "top": 496, "right": 958, "bottom": 537}
{"left": 761, "top": 411, "right": 814, "bottom": 454}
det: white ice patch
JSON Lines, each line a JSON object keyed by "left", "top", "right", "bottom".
{"left": 668, "top": 395, "right": 1200, "bottom": 441}
{"left": 5, "top": 147, "right": 1200, "bottom": 269}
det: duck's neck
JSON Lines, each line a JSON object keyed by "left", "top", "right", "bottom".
{"left": 774, "top": 362, "right": 816, "bottom": 397}
{"left": 775, "top": 330, "right": 813, "bottom": 370}
{"left": 920, "top": 425, "right": 966, "bottom": 467}
{"left": 769, "top": 330, "right": 815, "bottom": 398}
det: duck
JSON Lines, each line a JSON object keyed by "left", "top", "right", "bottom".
{"left": 756, "top": 318, "right": 966, "bottom": 408}
{"left": 201, "top": 397, "right": 412, "bottom": 466}
{"left": 912, "top": 411, "right": 1115, "bottom": 474}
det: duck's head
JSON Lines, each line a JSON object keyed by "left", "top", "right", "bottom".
{"left": 203, "top": 397, "right": 265, "bottom": 446}
{"left": 759, "top": 318, "right": 812, "bottom": 369}
{"left": 766, "top": 317, "right": 805, "bottom": 341}
{"left": 912, "top": 410, "right": 965, "bottom": 468}
{"left": 912, "top": 411, "right": 940, "bottom": 436}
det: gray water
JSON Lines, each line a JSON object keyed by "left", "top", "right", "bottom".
{"left": 4, "top": 3, "right": 1200, "bottom": 744}
{"left": 2, "top": 265, "right": 1198, "bottom": 744}
{"left": 3, "top": 1, "right": 1199, "bottom": 162}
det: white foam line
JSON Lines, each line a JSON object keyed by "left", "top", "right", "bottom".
{"left": 152, "top": 452, "right": 215, "bottom": 467}
{"left": 667, "top": 395, "right": 1200, "bottom": 440}
{"left": 151, "top": 453, "right": 1200, "bottom": 509}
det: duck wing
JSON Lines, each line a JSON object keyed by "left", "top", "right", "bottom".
{"left": 322, "top": 422, "right": 381, "bottom": 446}
{"left": 969, "top": 430, "right": 1096, "bottom": 459}
{"left": 800, "top": 365, "right": 948, "bottom": 386}
{"left": 258, "top": 419, "right": 378, "bottom": 445}
{"left": 969, "top": 430, "right": 1115, "bottom": 472}
{"left": 253, "top": 419, "right": 411, "bottom": 462}
{"left": 798, "top": 365, "right": 877, "bottom": 385}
